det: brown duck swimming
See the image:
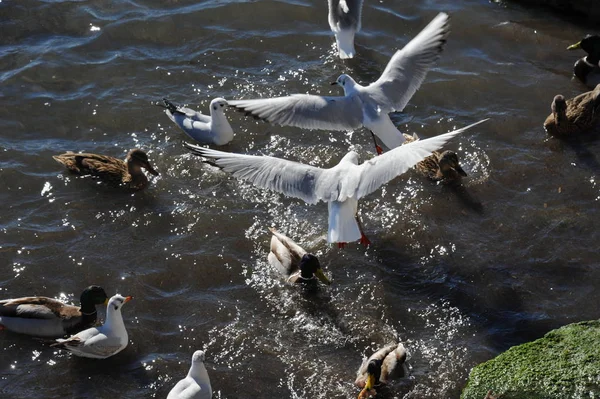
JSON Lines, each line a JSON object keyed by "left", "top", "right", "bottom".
{"left": 544, "top": 85, "right": 600, "bottom": 136}
{"left": 403, "top": 133, "right": 467, "bottom": 182}
{"left": 0, "top": 286, "right": 108, "bottom": 338}
{"left": 53, "top": 148, "right": 159, "bottom": 190}
{"left": 568, "top": 35, "right": 600, "bottom": 89}
{"left": 355, "top": 343, "right": 407, "bottom": 398}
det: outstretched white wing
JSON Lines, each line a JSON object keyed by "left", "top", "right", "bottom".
{"left": 362, "top": 13, "right": 450, "bottom": 114}
{"left": 354, "top": 119, "right": 488, "bottom": 198}
{"left": 228, "top": 94, "right": 364, "bottom": 131}
{"left": 185, "top": 144, "right": 341, "bottom": 204}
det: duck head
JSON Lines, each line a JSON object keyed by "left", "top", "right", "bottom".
{"left": 568, "top": 35, "right": 600, "bottom": 63}
{"left": 79, "top": 286, "right": 109, "bottom": 314}
{"left": 438, "top": 151, "right": 467, "bottom": 179}
{"left": 551, "top": 95, "right": 567, "bottom": 126}
{"left": 358, "top": 359, "right": 382, "bottom": 398}
{"left": 127, "top": 149, "right": 159, "bottom": 176}
{"left": 299, "top": 254, "right": 331, "bottom": 285}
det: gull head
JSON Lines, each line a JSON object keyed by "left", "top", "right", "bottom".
{"left": 107, "top": 294, "right": 133, "bottom": 311}
{"left": 192, "top": 350, "right": 206, "bottom": 363}
{"left": 331, "top": 74, "right": 357, "bottom": 95}
{"left": 210, "top": 98, "right": 228, "bottom": 113}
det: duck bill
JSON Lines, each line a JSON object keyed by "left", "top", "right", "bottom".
{"left": 103, "top": 298, "right": 109, "bottom": 305}
{"left": 454, "top": 165, "right": 468, "bottom": 177}
{"left": 567, "top": 41, "right": 581, "bottom": 50}
{"left": 124, "top": 296, "right": 133, "bottom": 303}
{"left": 315, "top": 268, "right": 331, "bottom": 285}
{"left": 145, "top": 162, "right": 159, "bottom": 176}
{"left": 365, "top": 373, "right": 376, "bottom": 391}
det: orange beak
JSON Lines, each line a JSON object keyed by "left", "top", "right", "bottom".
{"left": 124, "top": 296, "right": 133, "bottom": 303}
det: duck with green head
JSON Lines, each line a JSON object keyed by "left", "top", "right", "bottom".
{"left": 267, "top": 227, "right": 331, "bottom": 286}
{"left": 568, "top": 35, "right": 600, "bottom": 88}
{"left": 544, "top": 85, "right": 600, "bottom": 136}
{"left": 355, "top": 343, "right": 407, "bottom": 398}
{"left": 0, "top": 285, "right": 109, "bottom": 337}
{"left": 53, "top": 148, "right": 159, "bottom": 190}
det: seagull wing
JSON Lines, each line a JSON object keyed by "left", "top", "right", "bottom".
{"left": 363, "top": 12, "right": 450, "bottom": 114}
{"left": 228, "top": 94, "right": 364, "bottom": 131}
{"left": 354, "top": 119, "right": 487, "bottom": 199}
{"left": 185, "top": 144, "right": 339, "bottom": 204}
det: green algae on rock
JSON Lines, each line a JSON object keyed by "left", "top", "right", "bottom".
{"left": 461, "top": 320, "right": 600, "bottom": 399}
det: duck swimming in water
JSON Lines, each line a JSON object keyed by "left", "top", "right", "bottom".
{"left": 268, "top": 228, "right": 331, "bottom": 286}
{"left": 355, "top": 343, "right": 407, "bottom": 398}
{"left": 544, "top": 85, "right": 600, "bottom": 137}
{"left": 0, "top": 286, "right": 108, "bottom": 338}
{"left": 53, "top": 148, "right": 159, "bottom": 190}
{"left": 403, "top": 133, "right": 467, "bottom": 183}
{"left": 568, "top": 35, "right": 600, "bottom": 89}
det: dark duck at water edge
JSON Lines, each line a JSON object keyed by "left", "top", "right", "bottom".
{"left": 267, "top": 228, "right": 331, "bottom": 286}
{"left": 568, "top": 35, "right": 600, "bottom": 89}
{"left": 0, "top": 286, "right": 109, "bottom": 338}
{"left": 544, "top": 85, "right": 600, "bottom": 137}
{"left": 53, "top": 148, "right": 159, "bottom": 190}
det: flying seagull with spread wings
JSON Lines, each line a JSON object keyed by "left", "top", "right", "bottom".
{"left": 185, "top": 119, "right": 487, "bottom": 247}
{"left": 229, "top": 13, "right": 450, "bottom": 154}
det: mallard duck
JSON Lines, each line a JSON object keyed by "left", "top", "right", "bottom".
{"left": 543, "top": 85, "right": 600, "bottom": 136}
{"left": 167, "top": 350, "right": 212, "bottom": 399}
{"left": 159, "top": 98, "right": 234, "bottom": 146}
{"left": 52, "top": 294, "right": 132, "bottom": 359}
{"left": 568, "top": 35, "right": 600, "bottom": 88}
{"left": 0, "top": 286, "right": 108, "bottom": 338}
{"left": 268, "top": 227, "right": 331, "bottom": 285}
{"left": 53, "top": 148, "right": 159, "bottom": 190}
{"left": 355, "top": 343, "right": 407, "bottom": 398}
{"left": 403, "top": 133, "right": 467, "bottom": 182}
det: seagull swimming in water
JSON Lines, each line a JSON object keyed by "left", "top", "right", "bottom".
{"left": 328, "top": 0, "right": 363, "bottom": 59}
{"left": 52, "top": 294, "right": 132, "bottom": 359}
{"left": 184, "top": 119, "right": 487, "bottom": 247}
{"left": 167, "top": 350, "right": 212, "bottom": 399}
{"left": 229, "top": 13, "right": 450, "bottom": 154}
{"left": 159, "top": 98, "right": 234, "bottom": 146}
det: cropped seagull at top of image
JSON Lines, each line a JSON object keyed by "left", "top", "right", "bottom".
{"left": 328, "top": 0, "right": 363, "bottom": 59}
{"left": 185, "top": 119, "right": 487, "bottom": 247}
{"left": 229, "top": 12, "right": 450, "bottom": 155}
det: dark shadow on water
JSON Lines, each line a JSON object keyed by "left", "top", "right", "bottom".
{"left": 443, "top": 183, "right": 484, "bottom": 215}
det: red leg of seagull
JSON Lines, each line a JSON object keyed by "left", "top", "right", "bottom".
{"left": 338, "top": 242, "right": 347, "bottom": 249}
{"left": 355, "top": 214, "right": 371, "bottom": 247}
{"left": 370, "top": 131, "right": 384, "bottom": 155}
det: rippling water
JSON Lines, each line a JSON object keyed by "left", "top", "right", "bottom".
{"left": 1, "top": 0, "right": 600, "bottom": 398}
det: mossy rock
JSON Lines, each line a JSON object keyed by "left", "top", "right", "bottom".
{"left": 461, "top": 320, "right": 600, "bottom": 399}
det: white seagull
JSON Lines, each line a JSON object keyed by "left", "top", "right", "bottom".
{"left": 52, "top": 294, "right": 132, "bottom": 359}
{"left": 229, "top": 13, "right": 450, "bottom": 154}
{"left": 184, "top": 119, "right": 487, "bottom": 247}
{"left": 328, "top": 0, "right": 363, "bottom": 59}
{"left": 167, "top": 350, "right": 212, "bottom": 399}
{"left": 159, "top": 98, "right": 234, "bottom": 146}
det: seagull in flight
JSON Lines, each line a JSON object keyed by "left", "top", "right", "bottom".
{"left": 229, "top": 13, "right": 450, "bottom": 155}
{"left": 184, "top": 119, "right": 487, "bottom": 247}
